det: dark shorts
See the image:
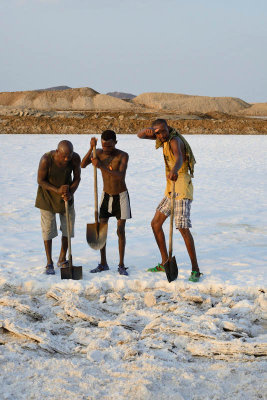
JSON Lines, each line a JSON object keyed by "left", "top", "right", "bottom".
{"left": 99, "top": 190, "right": 132, "bottom": 220}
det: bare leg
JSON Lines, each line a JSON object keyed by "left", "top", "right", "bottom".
{"left": 100, "top": 218, "right": 109, "bottom": 266}
{"left": 44, "top": 239, "right": 53, "bottom": 265}
{"left": 117, "top": 219, "right": 126, "bottom": 266}
{"left": 58, "top": 236, "right": 68, "bottom": 264}
{"left": 100, "top": 243, "right": 108, "bottom": 266}
{"left": 151, "top": 211, "right": 169, "bottom": 265}
{"left": 179, "top": 228, "right": 199, "bottom": 272}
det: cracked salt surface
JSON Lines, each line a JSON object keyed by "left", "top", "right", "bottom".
{"left": 0, "top": 135, "right": 266, "bottom": 399}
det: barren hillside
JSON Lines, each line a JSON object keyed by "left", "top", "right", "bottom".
{"left": 133, "top": 92, "right": 250, "bottom": 113}
{"left": 0, "top": 88, "right": 266, "bottom": 134}
{"left": 0, "top": 87, "right": 134, "bottom": 111}
{"left": 0, "top": 110, "right": 266, "bottom": 135}
{"left": 237, "top": 103, "right": 267, "bottom": 116}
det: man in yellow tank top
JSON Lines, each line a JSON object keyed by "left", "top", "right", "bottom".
{"left": 137, "top": 119, "right": 201, "bottom": 282}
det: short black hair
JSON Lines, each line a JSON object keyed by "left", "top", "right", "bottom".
{"left": 101, "top": 130, "right": 117, "bottom": 142}
{"left": 152, "top": 119, "right": 168, "bottom": 128}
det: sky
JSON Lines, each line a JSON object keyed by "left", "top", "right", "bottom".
{"left": 0, "top": 0, "right": 266, "bottom": 103}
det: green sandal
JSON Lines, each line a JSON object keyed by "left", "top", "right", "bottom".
{"left": 189, "top": 271, "right": 203, "bottom": 282}
{"left": 147, "top": 263, "right": 165, "bottom": 272}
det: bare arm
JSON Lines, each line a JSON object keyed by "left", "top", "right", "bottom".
{"left": 137, "top": 127, "right": 157, "bottom": 140}
{"left": 37, "top": 153, "right": 81, "bottom": 201}
{"left": 81, "top": 137, "right": 98, "bottom": 168}
{"left": 69, "top": 153, "right": 81, "bottom": 196}
{"left": 168, "top": 138, "right": 183, "bottom": 181}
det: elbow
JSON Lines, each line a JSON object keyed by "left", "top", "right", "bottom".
{"left": 81, "top": 160, "right": 89, "bottom": 168}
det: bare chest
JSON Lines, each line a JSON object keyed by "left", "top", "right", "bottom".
{"left": 99, "top": 154, "right": 120, "bottom": 171}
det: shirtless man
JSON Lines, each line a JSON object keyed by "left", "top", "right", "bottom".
{"left": 81, "top": 130, "right": 131, "bottom": 276}
{"left": 35, "top": 140, "right": 81, "bottom": 275}
{"left": 137, "top": 119, "right": 201, "bottom": 282}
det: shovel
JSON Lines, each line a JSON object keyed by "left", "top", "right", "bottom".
{"left": 61, "top": 199, "right": 83, "bottom": 280}
{"left": 86, "top": 145, "right": 108, "bottom": 250}
{"left": 164, "top": 181, "right": 178, "bottom": 282}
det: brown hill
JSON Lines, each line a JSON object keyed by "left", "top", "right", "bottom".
{"left": 133, "top": 92, "right": 250, "bottom": 113}
{"left": 0, "top": 87, "right": 134, "bottom": 111}
{"left": 237, "top": 103, "right": 267, "bottom": 116}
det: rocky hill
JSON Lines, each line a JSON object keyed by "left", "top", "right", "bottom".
{"left": 0, "top": 87, "right": 266, "bottom": 134}
{"left": 0, "top": 110, "right": 266, "bottom": 135}
{"left": 133, "top": 92, "right": 250, "bottom": 113}
{"left": 237, "top": 103, "right": 267, "bottom": 116}
{"left": 0, "top": 87, "right": 134, "bottom": 111}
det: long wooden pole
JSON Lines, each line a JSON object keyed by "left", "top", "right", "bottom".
{"left": 93, "top": 145, "right": 98, "bottom": 224}
{"left": 65, "top": 200, "right": 72, "bottom": 269}
{"left": 169, "top": 181, "right": 175, "bottom": 259}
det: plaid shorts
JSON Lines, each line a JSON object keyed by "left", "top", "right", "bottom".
{"left": 157, "top": 196, "right": 192, "bottom": 229}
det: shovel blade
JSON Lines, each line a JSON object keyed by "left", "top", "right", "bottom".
{"left": 60, "top": 265, "right": 83, "bottom": 280}
{"left": 164, "top": 256, "right": 178, "bottom": 283}
{"left": 86, "top": 222, "right": 108, "bottom": 250}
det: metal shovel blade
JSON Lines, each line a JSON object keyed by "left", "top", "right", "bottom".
{"left": 164, "top": 256, "right": 178, "bottom": 283}
{"left": 86, "top": 222, "right": 108, "bottom": 250}
{"left": 60, "top": 265, "right": 83, "bottom": 280}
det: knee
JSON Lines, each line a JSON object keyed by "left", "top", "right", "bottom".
{"left": 151, "top": 217, "right": 161, "bottom": 232}
{"left": 179, "top": 228, "right": 190, "bottom": 238}
{"left": 151, "top": 218, "right": 156, "bottom": 231}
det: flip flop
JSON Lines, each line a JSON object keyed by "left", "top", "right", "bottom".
{"left": 57, "top": 260, "right": 69, "bottom": 268}
{"left": 189, "top": 271, "right": 203, "bottom": 282}
{"left": 147, "top": 263, "right": 165, "bottom": 272}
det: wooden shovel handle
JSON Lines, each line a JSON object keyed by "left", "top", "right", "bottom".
{"left": 93, "top": 145, "right": 99, "bottom": 223}
{"left": 65, "top": 199, "right": 73, "bottom": 268}
{"left": 169, "top": 181, "right": 175, "bottom": 258}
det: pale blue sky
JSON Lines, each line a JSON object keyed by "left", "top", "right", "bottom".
{"left": 0, "top": 0, "right": 266, "bottom": 102}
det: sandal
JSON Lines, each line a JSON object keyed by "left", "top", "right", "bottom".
{"left": 45, "top": 263, "right": 55, "bottom": 275}
{"left": 147, "top": 263, "right": 165, "bottom": 272}
{"left": 90, "top": 264, "right": 109, "bottom": 273}
{"left": 118, "top": 265, "right": 128, "bottom": 276}
{"left": 189, "top": 271, "right": 203, "bottom": 282}
{"left": 57, "top": 260, "right": 69, "bottom": 268}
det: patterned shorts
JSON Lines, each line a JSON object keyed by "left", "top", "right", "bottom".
{"left": 157, "top": 196, "right": 192, "bottom": 229}
{"left": 99, "top": 190, "right": 132, "bottom": 220}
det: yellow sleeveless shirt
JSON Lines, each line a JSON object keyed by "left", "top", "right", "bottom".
{"left": 163, "top": 140, "right": 193, "bottom": 200}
